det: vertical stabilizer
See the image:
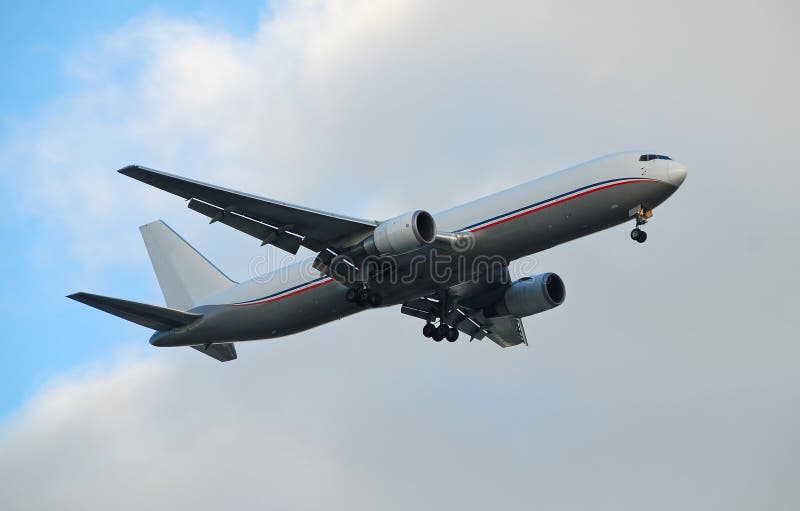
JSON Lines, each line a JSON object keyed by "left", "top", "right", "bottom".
{"left": 140, "top": 220, "right": 235, "bottom": 310}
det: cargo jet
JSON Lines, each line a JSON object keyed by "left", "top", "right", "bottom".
{"left": 69, "top": 152, "right": 687, "bottom": 361}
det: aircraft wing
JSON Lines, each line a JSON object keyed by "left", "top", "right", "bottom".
{"left": 401, "top": 297, "right": 528, "bottom": 348}
{"left": 118, "top": 165, "right": 377, "bottom": 254}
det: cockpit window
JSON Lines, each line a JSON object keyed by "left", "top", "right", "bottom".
{"left": 639, "top": 154, "right": 672, "bottom": 161}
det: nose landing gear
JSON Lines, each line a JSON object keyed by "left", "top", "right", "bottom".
{"left": 630, "top": 207, "right": 653, "bottom": 244}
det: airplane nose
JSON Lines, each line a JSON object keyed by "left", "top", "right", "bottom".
{"left": 668, "top": 162, "right": 687, "bottom": 187}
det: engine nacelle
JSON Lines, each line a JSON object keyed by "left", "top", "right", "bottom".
{"left": 362, "top": 210, "right": 437, "bottom": 255}
{"left": 493, "top": 273, "right": 566, "bottom": 318}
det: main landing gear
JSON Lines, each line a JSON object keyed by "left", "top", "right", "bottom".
{"left": 422, "top": 321, "right": 459, "bottom": 342}
{"left": 345, "top": 285, "right": 382, "bottom": 307}
{"left": 420, "top": 292, "right": 460, "bottom": 343}
{"left": 630, "top": 207, "right": 653, "bottom": 244}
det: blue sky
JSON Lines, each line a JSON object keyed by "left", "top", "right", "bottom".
{"left": 0, "top": 0, "right": 267, "bottom": 418}
{"left": 0, "top": 1, "right": 263, "bottom": 128}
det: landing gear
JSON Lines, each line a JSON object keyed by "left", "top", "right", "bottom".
{"left": 421, "top": 294, "right": 461, "bottom": 343}
{"left": 368, "top": 292, "right": 382, "bottom": 307}
{"left": 445, "top": 326, "right": 459, "bottom": 342}
{"left": 424, "top": 323, "right": 459, "bottom": 343}
{"left": 419, "top": 292, "right": 462, "bottom": 343}
{"left": 630, "top": 207, "right": 652, "bottom": 244}
{"left": 345, "top": 285, "right": 383, "bottom": 308}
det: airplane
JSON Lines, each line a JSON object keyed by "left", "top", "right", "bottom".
{"left": 69, "top": 151, "right": 687, "bottom": 361}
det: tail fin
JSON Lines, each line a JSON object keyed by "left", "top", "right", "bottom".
{"left": 140, "top": 220, "right": 235, "bottom": 310}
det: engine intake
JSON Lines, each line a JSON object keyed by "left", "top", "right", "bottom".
{"left": 493, "top": 273, "right": 566, "bottom": 318}
{"left": 363, "top": 210, "right": 437, "bottom": 255}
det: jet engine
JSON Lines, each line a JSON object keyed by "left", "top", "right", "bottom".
{"left": 491, "top": 273, "right": 566, "bottom": 318}
{"left": 362, "top": 210, "right": 437, "bottom": 255}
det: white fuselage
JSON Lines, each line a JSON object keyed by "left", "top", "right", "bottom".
{"left": 151, "top": 151, "right": 686, "bottom": 347}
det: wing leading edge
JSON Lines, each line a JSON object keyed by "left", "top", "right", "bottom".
{"left": 118, "top": 165, "right": 377, "bottom": 254}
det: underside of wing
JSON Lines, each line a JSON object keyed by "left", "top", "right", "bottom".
{"left": 482, "top": 315, "right": 528, "bottom": 347}
{"left": 192, "top": 342, "right": 237, "bottom": 362}
{"left": 118, "top": 165, "right": 377, "bottom": 254}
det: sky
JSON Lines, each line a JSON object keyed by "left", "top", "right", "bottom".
{"left": 0, "top": 0, "right": 266, "bottom": 415}
{"left": 0, "top": 1, "right": 798, "bottom": 509}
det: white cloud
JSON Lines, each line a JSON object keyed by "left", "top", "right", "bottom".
{"left": 1, "top": 0, "right": 798, "bottom": 509}
{"left": 1, "top": 316, "right": 797, "bottom": 510}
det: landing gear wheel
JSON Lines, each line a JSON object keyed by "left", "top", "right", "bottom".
{"left": 422, "top": 323, "right": 436, "bottom": 338}
{"left": 445, "top": 327, "right": 459, "bottom": 342}
{"left": 367, "top": 291, "right": 382, "bottom": 307}
{"left": 345, "top": 288, "right": 358, "bottom": 302}
{"left": 631, "top": 228, "right": 647, "bottom": 243}
{"left": 436, "top": 324, "right": 450, "bottom": 340}
{"left": 432, "top": 329, "right": 444, "bottom": 342}
{"left": 359, "top": 287, "right": 370, "bottom": 302}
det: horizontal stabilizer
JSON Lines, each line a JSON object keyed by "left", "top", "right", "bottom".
{"left": 68, "top": 292, "right": 202, "bottom": 331}
{"left": 191, "top": 342, "right": 237, "bottom": 362}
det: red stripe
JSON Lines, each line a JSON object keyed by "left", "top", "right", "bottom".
{"left": 232, "top": 278, "right": 334, "bottom": 307}
{"left": 470, "top": 179, "right": 655, "bottom": 233}
{"left": 231, "top": 179, "right": 656, "bottom": 306}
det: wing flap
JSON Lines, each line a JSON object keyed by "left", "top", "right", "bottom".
{"left": 187, "top": 198, "right": 304, "bottom": 254}
{"left": 191, "top": 342, "right": 237, "bottom": 362}
{"left": 68, "top": 292, "right": 202, "bottom": 331}
{"left": 483, "top": 316, "right": 527, "bottom": 347}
